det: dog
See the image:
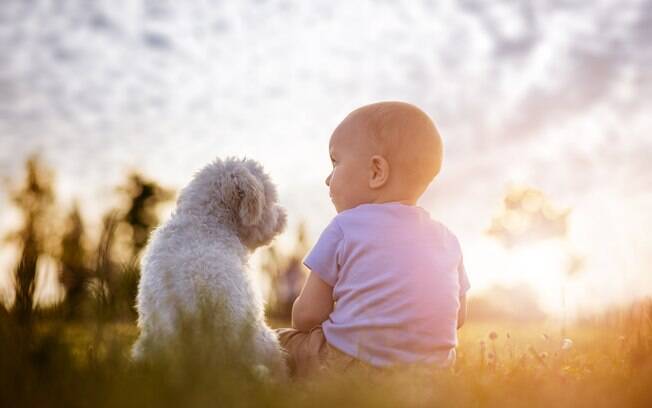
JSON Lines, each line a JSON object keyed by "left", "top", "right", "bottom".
{"left": 131, "top": 157, "right": 288, "bottom": 379}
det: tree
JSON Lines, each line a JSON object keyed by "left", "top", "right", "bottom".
{"left": 5, "top": 156, "right": 56, "bottom": 324}
{"left": 486, "top": 183, "right": 584, "bottom": 334}
{"left": 117, "top": 172, "right": 175, "bottom": 261}
{"left": 58, "top": 203, "right": 91, "bottom": 320}
{"left": 486, "top": 185, "right": 570, "bottom": 248}
{"left": 89, "top": 172, "right": 174, "bottom": 320}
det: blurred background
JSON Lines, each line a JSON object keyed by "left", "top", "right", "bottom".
{"left": 0, "top": 0, "right": 651, "bottom": 325}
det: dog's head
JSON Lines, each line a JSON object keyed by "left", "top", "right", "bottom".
{"left": 178, "top": 157, "right": 287, "bottom": 250}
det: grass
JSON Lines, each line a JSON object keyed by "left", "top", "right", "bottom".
{"left": 1, "top": 303, "right": 651, "bottom": 408}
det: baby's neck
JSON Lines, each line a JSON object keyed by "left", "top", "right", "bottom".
{"left": 369, "top": 197, "right": 417, "bottom": 206}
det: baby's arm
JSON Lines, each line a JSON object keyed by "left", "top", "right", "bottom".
{"left": 291, "top": 271, "right": 334, "bottom": 332}
{"left": 457, "top": 294, "right": 467, "bottom": 329}
{"left": 457, "top": 253, "right": 470, "bottom": 329}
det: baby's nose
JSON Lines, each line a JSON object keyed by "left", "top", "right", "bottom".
{"left": 325, "top": 174, "right": 331, "bottom": 186}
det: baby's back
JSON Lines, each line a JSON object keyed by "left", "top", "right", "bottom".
{"left": 304, "top": 202, "right": 470, "bottom": 367}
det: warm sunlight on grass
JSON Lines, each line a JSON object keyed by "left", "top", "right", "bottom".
{"left": 1, "top": 304, "right": 647, "bottom": 408}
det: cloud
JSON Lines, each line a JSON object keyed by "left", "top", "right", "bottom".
{"left": 0, "top": 0, "right": 650, "bottom": 311}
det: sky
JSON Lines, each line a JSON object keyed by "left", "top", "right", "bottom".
{"left": 1, "top": 0, "right": 651, "bottom": 317}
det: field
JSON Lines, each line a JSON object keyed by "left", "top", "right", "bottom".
{"left": 2, "top": 306, "right": 651, "bottom": 408}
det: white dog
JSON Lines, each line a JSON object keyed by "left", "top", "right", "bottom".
{"left": 132, "top": 157, "right": 288, "bottom": 378}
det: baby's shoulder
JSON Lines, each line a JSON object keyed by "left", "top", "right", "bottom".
{"left": 422, "top": 218, "right": 463, "bottom": 250}
{"left": 431, "top": 218, "right": 456, "bottom": 236}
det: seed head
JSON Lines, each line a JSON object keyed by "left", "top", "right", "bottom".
{"left": 561, "top": 338, "right": 573, "bottom": 351}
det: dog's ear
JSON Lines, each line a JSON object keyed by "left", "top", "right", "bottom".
{"left": 230, "top": 168, "right": 265, "bottom": 227}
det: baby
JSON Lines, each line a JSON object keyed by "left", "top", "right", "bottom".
{"left": 276, "top": 101, "right": 470, "bottom": 378}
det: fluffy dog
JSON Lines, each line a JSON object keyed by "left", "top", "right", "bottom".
{"left": 131, "top": 157, "right": 288, "bottom": 378}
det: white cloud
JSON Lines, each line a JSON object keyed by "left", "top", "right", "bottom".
{"left": 0, "top": 0, "right": 650, "bottom": 312}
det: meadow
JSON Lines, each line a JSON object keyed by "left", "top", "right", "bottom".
{"left": 2, "top": 301, "right": 651, "bottom": 408}
{"left": 2, "top": 158, "right": 651, "bottom": 407}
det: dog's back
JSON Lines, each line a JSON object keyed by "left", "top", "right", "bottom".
{"left": 132, "top": 216, "right": 246, "bottom": 356}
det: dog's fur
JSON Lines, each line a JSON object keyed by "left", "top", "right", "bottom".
{"left": 131, "top": 157, "right": 288, "bottom": 377}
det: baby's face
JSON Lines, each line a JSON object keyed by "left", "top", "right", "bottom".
{"left": 325, "top": 117, "right": 375, "bottom": 213}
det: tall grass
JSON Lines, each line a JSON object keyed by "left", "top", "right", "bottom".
{"left": 1, "top": 297, "right": 651, "bottom": 407}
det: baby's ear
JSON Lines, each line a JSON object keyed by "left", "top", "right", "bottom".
{"left": 230, "top": 168, "right": 265, "bottom": 227}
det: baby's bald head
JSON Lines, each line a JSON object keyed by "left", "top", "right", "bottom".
{"left": 342, "top": 101, "right": 443, "bottom": 199}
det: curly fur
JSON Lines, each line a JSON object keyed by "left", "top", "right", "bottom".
{"left": 131, "top": 157, "right": 288, "bottom": 378}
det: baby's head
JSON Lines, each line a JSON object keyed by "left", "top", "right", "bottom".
{"left": 326, "top": 101, "right": 442, "bottom": 213}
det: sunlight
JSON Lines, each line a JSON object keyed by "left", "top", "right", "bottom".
{"left": 466, "top": 236, "right": 569, "bottom": 317}
{"left": 33, "top": 255, "right": 65, "bottom": 307}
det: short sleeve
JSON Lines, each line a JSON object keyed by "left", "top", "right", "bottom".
{"left": 458, "top": 255, "right": 471, "bottom": 297}
{"left": 303, "top": 218, "right": 344, "bottom": 287}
